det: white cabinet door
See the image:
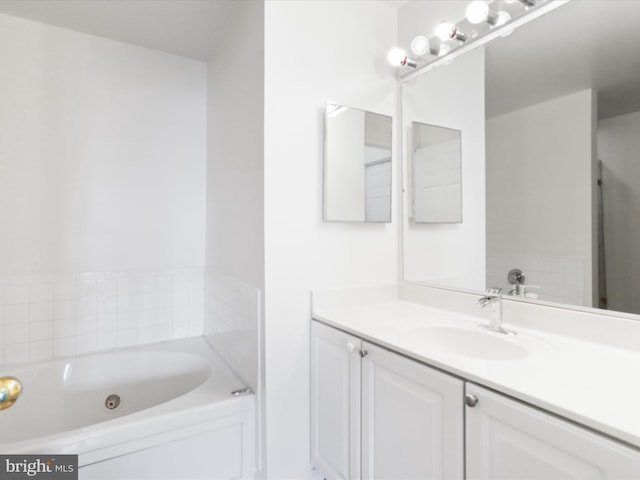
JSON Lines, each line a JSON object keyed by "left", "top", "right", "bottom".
{"left": 310, "top": 321, "right": 362, "bottom": 480}
{"left": 361, "top": 342, "right": 464, "bottom": 480}
{"left": 466, "top": 383, "right": 640, "bottom": 479}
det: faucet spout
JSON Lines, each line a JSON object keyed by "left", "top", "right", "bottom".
{"left": 476, "top": 288, "right": 516, "bottom": 335}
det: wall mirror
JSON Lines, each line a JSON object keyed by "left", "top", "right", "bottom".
{"left": 402, "top": 0, "right": 640, "bottom": 318}
{"left": 411, "top": 122, "right": 462, "bottom": 223}
{"left": 324, "top": 103, "right": 392, "bottom": 223}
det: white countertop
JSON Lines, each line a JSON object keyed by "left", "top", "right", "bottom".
{"left": 312, "top": 286, "right": 640, "bottom": 449}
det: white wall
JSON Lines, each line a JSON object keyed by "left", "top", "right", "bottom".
{"left": 0, "top": 13, "right": 207, "bottom": 275}
{"left": 486, "top": 90, "right": 596, "bottom": 306}
{"left": 263, "top": 1, "right": 398, "bottom": 477}
{"left": 0, "top": 13, "right": 207, "bottom": 365}
{"left": 598, "top": 111, "right": 640, "bottom": 315}
{"left": 401, "top": 48, "right": 486, "bottom": 290}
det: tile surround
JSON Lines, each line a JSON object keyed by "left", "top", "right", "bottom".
{"left": 0, "top": 268, "right": 204, "bottom": 366}
{"left": 204, "top": 269, "right": 260, "bottom": 393}
{"left": 487, "top": 254, "right": 585, "bottom": 306}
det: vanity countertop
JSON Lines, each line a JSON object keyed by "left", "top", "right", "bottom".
{"left": 312, "top": 286, "right": 640, "bottom": 449}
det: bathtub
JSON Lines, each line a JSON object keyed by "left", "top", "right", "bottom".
{"left": 0, "top": 337, "right": 255, "bottom": 479}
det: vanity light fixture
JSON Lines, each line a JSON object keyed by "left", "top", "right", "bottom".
{"left": 387, "top": 48, "right": 418, "bottom": 68}
{"left": 435, "top": 21, "right": 468, "bottom": 43}
{"left": 393, "top": 0, "right": 565, "bottom": 75}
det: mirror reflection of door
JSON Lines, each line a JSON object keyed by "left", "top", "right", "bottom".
{"left": 412, "top": 122, "right": 462, "bottom": 223}
{"left": 365, "top": 158, "right": 391, "bottom": 222}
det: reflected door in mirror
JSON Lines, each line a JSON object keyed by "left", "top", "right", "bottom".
{"left": 412, "top": 122, "right": 462, "bottom": 223}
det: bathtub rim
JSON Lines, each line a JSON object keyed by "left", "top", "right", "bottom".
{"left": 0, "top": 336, "right": 253, "bottom": 460}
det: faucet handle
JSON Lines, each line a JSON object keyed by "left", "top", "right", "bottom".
{"left": 476, "top": 287, "right": 502, "bottom": 308}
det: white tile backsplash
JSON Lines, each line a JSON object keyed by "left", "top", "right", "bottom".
{"left": 5, "top": 304, "right": 29, "bottom": 324}
{"left": 5, "top": 285, "right": 29, "bottom": 305}
{"left": 29, "top": 284, "right": 53, "bottom": 303}
{"left": 5, "top": 343, "right": 29, "bottom": 364}
{"left": 53, "top": 337, "right": 76, "bottom": 357}
{"left": 53, "top": 282, "right": 76, "bottom": 301}
{"left": 204, "top": 269, "right": 260, "bottom": 393}
{"left": 0, "top": 267, "right": 205, "bottom": 366}
{"left": 487, "top": 253, "right": 586, "bottom": 306}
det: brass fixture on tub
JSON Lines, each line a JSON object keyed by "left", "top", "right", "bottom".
{"left": 0, "top": 376, "right": 22, "bottom": 410}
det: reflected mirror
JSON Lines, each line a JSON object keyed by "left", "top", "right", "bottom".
{"left": 402, "top": 0, "right": 640, "bottom": 317}
{"left": 324, "top": 103, "right": 392, "bottom": 223}
{"left": 412, "top": 122, "right": 462, "bottom": 223}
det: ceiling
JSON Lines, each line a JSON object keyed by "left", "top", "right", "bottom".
{"left": 0, "top": 0, "right": 239, "bottom": 61}
{"left": 1, "top": 1, "right": 637, "bottom": 120}
{"left": 486, "top": 0, "right": 640, "bottom": 120}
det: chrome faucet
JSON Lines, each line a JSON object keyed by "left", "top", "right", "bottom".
{"left": 476, "top": 287, "right": 515, "bottom": 335}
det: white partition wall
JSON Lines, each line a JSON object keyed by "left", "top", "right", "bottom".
{"left": 264, "top": 1, "right": 398, "bottom": 477}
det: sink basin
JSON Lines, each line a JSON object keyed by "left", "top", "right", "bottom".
{"left": 400, "top": 325, "right": 529, "bottom": 360}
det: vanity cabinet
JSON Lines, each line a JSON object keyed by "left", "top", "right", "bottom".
{"left": 311, "top": 321, "right": 464, "bottom": 480}
{"left": 311, "top": 320, "right": 640, "bottom": 479}
{"left": 465, "top": 384, "right": 640, "bottom": 479}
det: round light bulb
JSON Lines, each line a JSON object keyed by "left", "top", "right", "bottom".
{"left": 387, "top": 48, "right": 407, "bottom": 66}
{"left": 410, "top": 36, "right": 431, "bottom": 56}
{"left": 466, "top": 1, "right": 490, "bottom": 24}
{"left": 435, "top": 21, "right": 456, "bottom": 41}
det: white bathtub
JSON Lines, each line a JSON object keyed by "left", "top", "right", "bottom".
{"left": 0, "top": 337, "right": 255, "bottom": 479}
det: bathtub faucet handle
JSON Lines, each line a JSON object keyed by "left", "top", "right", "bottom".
{"left": 0, "top": 376, "right": 22, "bottom": 411}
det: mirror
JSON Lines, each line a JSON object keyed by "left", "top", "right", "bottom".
{"left": 324, "top": 103, "right": 392, "bottom": 223}
{"left": 402, "top": 0, "right": 640, "bottom": 317}
{"left": 412, "top": 122, "right": 462, "bottom": 223}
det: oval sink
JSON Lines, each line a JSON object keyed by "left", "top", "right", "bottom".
{"left": 401, "top": 325, "right": 529, "bottom": 360}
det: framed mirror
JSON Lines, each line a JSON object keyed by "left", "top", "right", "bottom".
{"left": 324, "top": 103, "right": 392, "bottom": 223}
{"left": 402, "top": 0, "right": 640, "bottom": 318}
{"left": 411, "top": 122, "right": 462, "bottom": 223}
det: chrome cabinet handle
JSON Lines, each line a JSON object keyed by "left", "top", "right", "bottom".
{"left": 465, "top": 394, "right": 479, "bottom": 407}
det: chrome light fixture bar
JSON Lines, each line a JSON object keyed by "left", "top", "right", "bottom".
{"left": 390, "top": 0, "right": 569, "bottom": 82}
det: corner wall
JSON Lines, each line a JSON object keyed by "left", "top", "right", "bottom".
{"left": 205, "top": 0, "right": 265, "bottom": 474}
{"left": 0, "top": 13, "right": 207, "bottom": 274}
{"left": 264, "top": 1, "right": 398, "bottom": 476}
{"left": 486, "top": 90, "right": 596, "bottom": 306}
{"left": 0, "top": 13, "right": 207, "bottom": 364}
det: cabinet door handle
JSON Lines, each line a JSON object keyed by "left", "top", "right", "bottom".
{"left": 465, "top": 394, "right": 479, "bottom": 407}
{"left": 359, "top": 348, "right": 368, "bottom": 358}
{"left": 346, "top": 342, "right": 356, "bottom": 353}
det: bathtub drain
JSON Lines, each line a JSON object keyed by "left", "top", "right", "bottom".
{"left": 104, "top": 394, "right": 122, "bottom": 410}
